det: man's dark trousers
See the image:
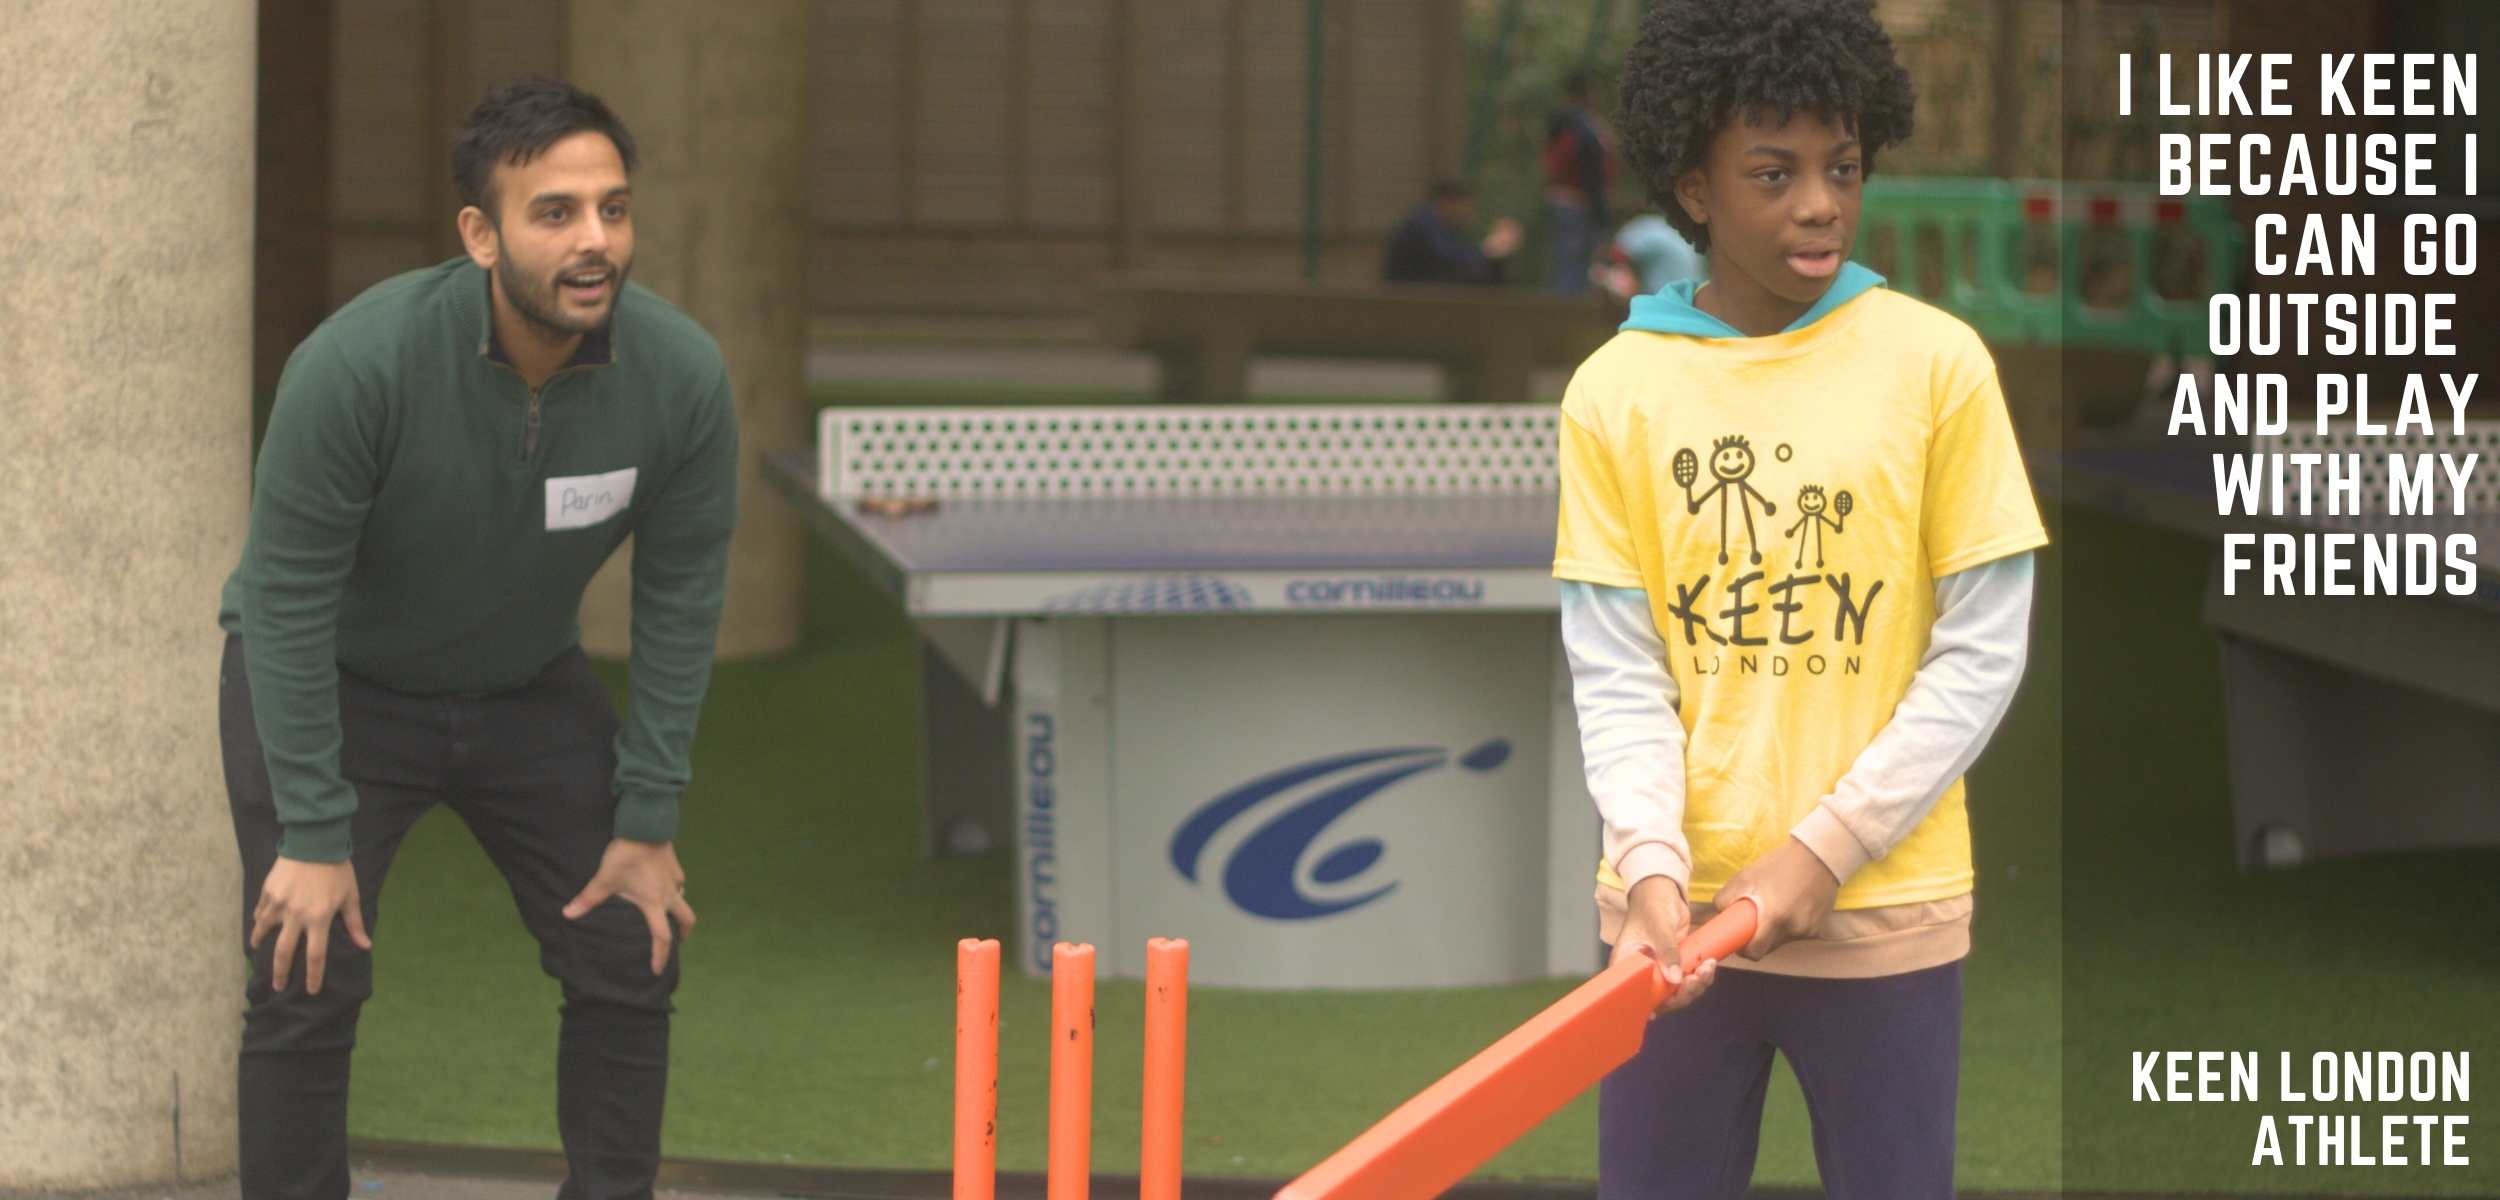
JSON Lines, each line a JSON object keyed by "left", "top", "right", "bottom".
{"left": 220, "top": 634, "right": 677, "bottom": 1200}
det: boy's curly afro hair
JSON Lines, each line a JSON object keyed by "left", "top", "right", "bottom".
{"left": 1617, "top": 0, "right": 1916, "bottom": 255}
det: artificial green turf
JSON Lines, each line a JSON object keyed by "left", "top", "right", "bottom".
{"left": 339, "top": 452, "right": 2488, "bottom": 1193}
{"left": 342, "top": 500, "right": 2062, "bottom": 1192}
{"left": 2056, "top": 511, "right": 2500, "bottom": 1197}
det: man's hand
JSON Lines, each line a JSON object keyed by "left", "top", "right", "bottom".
{"left": 562, "top": 839, "right": 696, "bottom": 975}
{"left": 1482, "top": 217, "right": 1524, "bottom": 260}
{"left": 1612, "top": 875, "right": 1716, "bottom": 1014}
{"left": 1717, "top": 837, "right": 1841, "bottom": 959}
{"left": 251, "top": 858, "right": 370, "bottom": 995}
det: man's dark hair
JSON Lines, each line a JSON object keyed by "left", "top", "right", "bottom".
{"left": 1427, "top": 178, "right": 1476, "bottom": 204}
{"left": 1616, "top": 0, "right": 1914, "bottom": 254}
{"left": 451, "top": 75, "right": 640, "bottom": 221}
{"left": 1561, "top": 69, "right": 1593, "bottom": 103}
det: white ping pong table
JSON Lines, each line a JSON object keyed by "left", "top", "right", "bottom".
{"left": 763, "top": 405, "right": 1601, "bottom": 989}
{"left": 2058, "top": 422, "right": 2500, "bottom": 869}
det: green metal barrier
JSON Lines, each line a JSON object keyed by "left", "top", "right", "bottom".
{"left": 1855, "top": 177, "right": 2247, "bottom": 356}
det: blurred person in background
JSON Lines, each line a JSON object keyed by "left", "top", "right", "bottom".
{"left": 1597, "top": 210, "right": 1707, "bottom": 314}
{"left": 1382, "top": 178, "right": 1525, "bottom": 286}
{"left": 1543, "top": 69, "right": 1617, "bottom": 295}
{"left": 1610, "top": 210, "right": 1705, "bottom": 295}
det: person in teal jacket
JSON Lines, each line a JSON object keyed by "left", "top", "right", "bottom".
{"left": 218, "top": 75, "right": 736, "bottom": 1200}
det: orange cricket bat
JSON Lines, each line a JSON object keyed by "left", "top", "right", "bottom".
{"left": 1274, "top": 898, "right": 1759, "bottom": 1200}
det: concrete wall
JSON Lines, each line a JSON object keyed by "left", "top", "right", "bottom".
{"left": 567, "top": 0, "right": 814, "bottom": 658}
{"left": 326, "top": 0, "right": 568, "bottom": 302}
{"left": 305, "top": 0, "right": 2285, "bottom": 322}
{"left": 321, "top": 0, "right": 1464, "bottom": 318}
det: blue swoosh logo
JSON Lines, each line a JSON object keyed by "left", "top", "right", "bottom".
{"left": 1169, "top": 740, "right": 1510, "bottom": 921}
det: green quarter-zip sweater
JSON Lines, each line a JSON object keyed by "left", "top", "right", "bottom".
{"left": 220, "top": 257, "right": 739, "bottom": 862}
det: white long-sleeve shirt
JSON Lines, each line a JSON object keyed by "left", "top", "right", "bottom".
{"left": 1563, "top": 551, "right": 2035, "bottom": 975}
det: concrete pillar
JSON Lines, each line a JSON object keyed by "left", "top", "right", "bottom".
{"left": 569, "top": 1, "right": 811, "bottom": 660}
{"left": 0, "top": 0, "right": 255, "bottom": 1189}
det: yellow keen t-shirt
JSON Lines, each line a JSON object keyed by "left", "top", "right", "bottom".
{"left": 1555, "top": 284, "right": 2047, "bottom": 910}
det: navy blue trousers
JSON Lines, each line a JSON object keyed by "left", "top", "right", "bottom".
{"left": 1597, "top": 958, "right": 1963, "bottom": 1199}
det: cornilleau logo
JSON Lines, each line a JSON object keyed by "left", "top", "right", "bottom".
{"left": 1168, "top": 740, "right": 1512, "bottom": 920}
{"left": 1284, "top": 576, "right": 1488, "bottom": 608}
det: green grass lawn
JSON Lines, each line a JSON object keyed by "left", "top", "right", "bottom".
{"left": 340, "top": 457, "right": 2491, "bottom": 1194}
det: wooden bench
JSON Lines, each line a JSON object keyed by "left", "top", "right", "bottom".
{"left": 1095, "top": 276, "right": 1619, "bottom": 405}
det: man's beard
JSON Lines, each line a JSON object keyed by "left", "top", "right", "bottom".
{"left": 497, "top": 252, "right": 627, "bottom": 339}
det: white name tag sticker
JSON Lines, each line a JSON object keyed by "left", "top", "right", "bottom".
{"left": 545, "top": 467, "right": 638, "bottom": 531}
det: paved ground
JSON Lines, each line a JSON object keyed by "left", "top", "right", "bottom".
{"left": 0, "top": 1143, "right": 1622, "bottom": 1200}
{"left": 0, "top": 1166, "right": 770, "bottom": 1200}
{"left": 0, "top": 1165, "right": 820, "bottom": 1200}
{"left": 0, "top": 1163, "right": 1603, "bottom": 1200}
{"left": 0, "top": 1168, "right": 2101, "bottom": 1200}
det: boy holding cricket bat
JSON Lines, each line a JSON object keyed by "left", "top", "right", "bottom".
{"left": 1553, "top": 2, "right": 2048, "bottom": 1195}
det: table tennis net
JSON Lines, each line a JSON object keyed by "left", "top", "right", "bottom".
{"left": 2254, "top": 421, "right": 2498, "bottom": 518}
{"left": 818, "top": 405, "right": 1561, "bottom": 499}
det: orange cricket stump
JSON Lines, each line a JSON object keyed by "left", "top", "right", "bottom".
{"left": 953, "top": 938, "right": 1001, "bottom": 1200}
{"left": 1048, "top": 942, "right": 1097, "bottom": 1200}
{"left": 1276, "top": 900, "right": 1760, "bottom": 1200}
{"left": 1141, "top": 938, "right": 1190, "bottom": 1200}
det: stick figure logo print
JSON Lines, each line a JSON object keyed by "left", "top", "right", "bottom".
{"left": 1675, "top": 436, "right": 1778, "bottom": 565}
{"left": 1784, "top": 484, "right": 1855, "bottom": 569}
{"left": 1675, "top": 436, "right": 1858, "bottom": 569}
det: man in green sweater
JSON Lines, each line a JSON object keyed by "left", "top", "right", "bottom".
{"left": 218, "top": 76, "right": 736, "bottom": 1199}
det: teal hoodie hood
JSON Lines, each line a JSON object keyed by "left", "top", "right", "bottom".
{"left": 1620, "top": 261, "right": 1887, "bottom": 338}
